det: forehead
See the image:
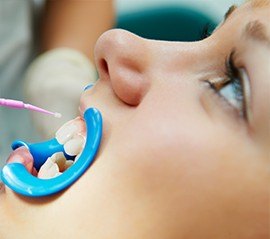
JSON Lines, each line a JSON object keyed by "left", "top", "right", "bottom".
{"left": 220, "top": 0, "right": 270, "bottom": 30}
{"left": 227, "top": 0, "right": 270, "bottom": 33}
{"left": 248, "top": 0, "right": 270, "bottom": 8}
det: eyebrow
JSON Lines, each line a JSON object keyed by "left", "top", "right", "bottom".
{"left": 243, "top": 20, "right": 270, "bottom": 47}
{"left": 222, "top": 4, "right": 270, "bottom": 47}
{"left": 224, "top": 5, "right": 237, "bottom": 21}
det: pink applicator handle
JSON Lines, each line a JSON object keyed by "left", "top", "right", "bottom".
{"left": 0, "top": 98, "right": 61, "bottom": 118}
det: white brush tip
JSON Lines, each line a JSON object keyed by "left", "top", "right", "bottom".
{"left": 54, "top": 112, "right": 62, "bottom": 118}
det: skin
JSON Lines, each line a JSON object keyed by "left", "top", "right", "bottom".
{"left": 0, "top": 1, "right": 269, "bottom": 238}
{"left": 40, "top": 0, "right": 114, "bottom": 62}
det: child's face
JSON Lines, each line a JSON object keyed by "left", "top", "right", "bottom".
{"left": 1, "top": 1, "right": 269, "bottom": 238}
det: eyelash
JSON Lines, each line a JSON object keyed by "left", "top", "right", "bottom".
{"left": 200, "top": 23, "right": 213, "bottom": 40}
{"left": 225, "top": 52, "right": 244, "bottom": 105}
{"left": 207, "top": 51, "right": 247, "bottom": 120}
{"left": 200, "top": 24, "right": 248, "bottom": 121}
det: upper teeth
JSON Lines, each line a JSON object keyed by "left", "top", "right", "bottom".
{"left": 55, "top": 117, "right": 86, "bottom": 157}
{"left": 55, "top": 120, "right": 79, "bottom": 145}
{"left": 64, "top": 135, "right": 85, "bottom": 156}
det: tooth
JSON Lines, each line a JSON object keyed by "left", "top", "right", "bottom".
{"left": 74, "top": 152, "right": 82, "bottom": 163}
{"left": 55, "top": 123, "right": 78, "bottom": 144}
{"left": 53, "top": 152, "right": 67, "bottom": 172}
{"left": 55, "top": 117, "right": 86, "bottom": 145}
{"left": 64, "top": 160, "right": 74, "bottom": 170}
{"left": 64, "top": 135, "right": 85, "bottom": 156}
{"left": 37, "top": 157, "right": 60, "bottom": 179}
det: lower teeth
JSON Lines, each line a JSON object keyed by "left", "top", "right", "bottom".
{"left": 37, "top": 152, "right": 75, "bottom": 179}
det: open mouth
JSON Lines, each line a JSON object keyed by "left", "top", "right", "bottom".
{"left": 39, "top": 117, "right": 87, "bottom": 178}
{"left": 2, "top": 108, "right": 102, "bottom": 197}
{"left": 6, "top": 117, "right": 87, "bottom": 179}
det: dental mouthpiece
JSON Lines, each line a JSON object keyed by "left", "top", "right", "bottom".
{"left": 0, "top": 98, "right": 62, "bottom": 118}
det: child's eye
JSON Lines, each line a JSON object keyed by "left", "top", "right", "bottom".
{"left": 207, "top": 52, "right": 251, "bottom": 120}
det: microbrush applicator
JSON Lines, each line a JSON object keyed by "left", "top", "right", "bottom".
{"left": 0, "top": 98, "right": 62, "bottom": 118}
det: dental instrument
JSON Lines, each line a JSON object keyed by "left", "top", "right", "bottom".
{"left": 1, "top": 107, "right": 102, "bottom": 197}
{"left": 0, "top": 98, "right": 62, "bottom": 118}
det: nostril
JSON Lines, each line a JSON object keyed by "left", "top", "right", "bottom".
{"left": 100, "top": 58, "right": 109, "bottom": 75}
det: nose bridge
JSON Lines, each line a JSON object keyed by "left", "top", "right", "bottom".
{"left": 151, "top": 40, "right": 201, "bottom": 74}
{"left": 94, "top": 29, "right": 203, "bottom": 106}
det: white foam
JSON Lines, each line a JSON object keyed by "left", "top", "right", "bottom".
{"left": 54, "top": 112, "right": 62, "bottom": 118}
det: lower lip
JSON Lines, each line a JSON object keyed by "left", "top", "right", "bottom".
{"left": 0, "top": 182, "right": 5, "bottom": 193}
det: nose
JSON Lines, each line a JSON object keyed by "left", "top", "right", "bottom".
{"left": 94, "top": 29, "right": 150, "bottom": 106}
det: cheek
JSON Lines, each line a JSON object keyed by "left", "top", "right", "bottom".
{"left": 107, "top": 93, "right": 252, "bottom": 197}
{"left": 108, "top": 104, "right": 214, "bottom": 191}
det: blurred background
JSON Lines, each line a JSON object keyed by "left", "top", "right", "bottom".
{"left": 116, "top": 0, "right": 244, "bottom": 41}
{"left": 0, "top": 0, "right": 244, "bottom": 167}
